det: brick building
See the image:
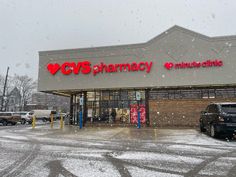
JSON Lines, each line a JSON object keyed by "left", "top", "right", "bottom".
{"left": 30, "top": 92, "right": 70, "bottom": 112}
{"left": 38, "top": 25, "right": 236, "bottom": 127}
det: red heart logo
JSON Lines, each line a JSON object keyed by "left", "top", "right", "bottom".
{"left": 164, "top": 62, "right": 174, "bottom": 70}
{"left": 47, "top": 63, "right": 60, "bottom": 75}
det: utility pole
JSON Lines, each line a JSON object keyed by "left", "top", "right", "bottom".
{"left": 1, "top": 67, "right": 9, "bottom": 112}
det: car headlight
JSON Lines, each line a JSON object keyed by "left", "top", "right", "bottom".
{"left": 218, "top": 116, "right": 224, "bottom": 122}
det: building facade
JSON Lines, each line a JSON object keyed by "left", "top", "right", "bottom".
{"left": 30, "top": 92, "right": 70, "bottom": 112}
{"left": 0, "top": 87, "right": 21, "bottom": 112}
{"left": 38, "top": 26, "right": 236, "bottom": 127}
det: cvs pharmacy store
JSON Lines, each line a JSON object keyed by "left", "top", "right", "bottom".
{"left": 38, "top": 26, "right": 236, "bottom": 127}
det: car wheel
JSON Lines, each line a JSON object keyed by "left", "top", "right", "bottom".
{"left": 210, "top": 125, "right": 218, "bottom": 138}
{"left": 21, "top": 119, "right": 26, "bottom": 124}
{"left": 226, "top": 134, "right": 234, "bottom": 140}
{"left": 200, "top": 123, "right": 206, "bottom": 132}
{"left": 2, "top": 120, "right": 8, "bottom": 126}
{"left": 11, "top": 122, "right": 17, "bottom": 126}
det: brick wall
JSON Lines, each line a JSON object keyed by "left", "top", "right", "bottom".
{"left": 149, "top": 98, "right": 236, "bottom": 127}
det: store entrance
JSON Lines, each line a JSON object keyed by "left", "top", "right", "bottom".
{"left": 86, "top": 90, "right": 146, "bottom": 125}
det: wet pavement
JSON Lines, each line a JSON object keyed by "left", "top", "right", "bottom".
{"left": 0, "top": 122, "right": 236, "bottom": 177}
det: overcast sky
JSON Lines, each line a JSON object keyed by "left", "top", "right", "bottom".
{"left": 0, "top": 0, "right": 236, "bottom": 80}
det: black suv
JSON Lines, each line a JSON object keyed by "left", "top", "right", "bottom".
{"left": 199, "top": 103, "right": 236, "bottom": 138}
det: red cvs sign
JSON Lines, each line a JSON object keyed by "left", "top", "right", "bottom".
{"left": 47, "top": 61, "right": 153, "bottom": 76}
{"left": 47, "top": 61, "right": 91, "bottom": 75}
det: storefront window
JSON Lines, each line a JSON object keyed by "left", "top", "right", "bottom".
{"left": 128, "top": 91, "right": 136, "bottom": 100}
{"left": 121, "top": 91, "right": 128, "bottom": 100}
{"left": 101, "top": 91, "right": 109, "bottom": 100}
{"left": 87, "top": 92, "right": 95, "bottom": 101}
{"left": 74, "top": 89, "right": 147, "bottom": 125}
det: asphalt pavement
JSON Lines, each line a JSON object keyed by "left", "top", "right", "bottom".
{"left": 0, "top": 122, "right": 236, "bottom": 177}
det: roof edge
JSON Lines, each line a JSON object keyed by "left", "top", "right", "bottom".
{"left": 39, "top": 25, "right": 236, "bottom": 56}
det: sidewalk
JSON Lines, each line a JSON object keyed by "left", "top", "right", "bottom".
{"left": 18, "top": 122, "right": 235, "bottom": 146}
{"left": 28, "top": 123, "right": 204, "bottom": 141}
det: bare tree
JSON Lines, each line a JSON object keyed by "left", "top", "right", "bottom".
{"left": 0, "top": 74, "right": 15, "bottom": 111}
{"left": 0, "top": 74, "right": 4, "bottom": 95}
{"left": 13, "top": 74, "right": 37, "bottom": 111}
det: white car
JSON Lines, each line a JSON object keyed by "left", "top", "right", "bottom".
{"left": 15, "top": 112, "right": 32, "bottom": 124}
{"left": 29, "top": 110, "right": 57, "bottom": 122}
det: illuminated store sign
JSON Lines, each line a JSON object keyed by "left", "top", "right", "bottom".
{"left": 164, "top": 59, "right": 223, "bottom": 70}
{"left": 47, "top": 61, "right": 153, "bottom": 76}
{"left": 47, "top": 59, "right": 223, "bottom": 76}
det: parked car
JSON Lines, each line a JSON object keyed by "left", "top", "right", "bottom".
{"left": 15, "top": 112, "right": 32, "bottom": 124}
{"left": 55, "top": 112, "right": 67, "bottom": 120}
{"left": 28, "top": 110, "right": 57, "bottom": 122}
{"left": 199, "top": 102, "right": 236, "bottom": 138}
{"left": 0, "top": 112, "right": 21, "bottom": 126}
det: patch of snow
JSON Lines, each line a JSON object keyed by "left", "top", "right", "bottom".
{"left": 199, "top": 157, "right": 236, "bottom": 176}
{"left": 167, "top": 145, "right": 229, "bottom": 154}
{"left": 116, "top": 152, "right": 203, "bottom": 164}
{"left": 18, "top": 156, "right": 50, "bottom": 177}
{"left": 41, "top": 145, "right": 108, "bottom": 154}
{"left": 63, "top": 159, "right": 120, "bottom": 177}
{"left": 0, "top": 152, "right": 22, "bottom": 170}
{"left": 127, "top": 166, "right": 183, "bottom": 177}
{"left": 2, "top": 135, "right": 28, "bottom": 140}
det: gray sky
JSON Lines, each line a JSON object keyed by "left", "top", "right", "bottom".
{"left": 0, "top": 0, "right": 236, "bottom": 80}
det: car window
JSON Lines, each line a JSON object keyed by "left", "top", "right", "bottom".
{"left": 51, "top": 111, "right": 57, "bottom": 114}
{"left": 206, "top": 105, "right": 210, "bottom": 113}
{"left": 208, "top": 105, "right": 218, "bottom": 113}
{"left": 221, "top": 104, "right": 236, "bottom": 114}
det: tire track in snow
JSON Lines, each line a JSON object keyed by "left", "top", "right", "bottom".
{"left": 104, "top": 152, "right": 132, "bottom": 177}
{"left": 184, "top": 149, "right": 236, "bottom": 177}
{"left": 0, "top": 137, "right": 40, "bottom": 177}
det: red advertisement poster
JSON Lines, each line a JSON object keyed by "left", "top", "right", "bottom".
{"left": 130, "top": 104, "right": 146, "bottom": 124}
{"left": 130, "top": 104, "right": 138, "bottom": 124}
{"left": 139, "top": 105, "right": 146, "bottom": 123}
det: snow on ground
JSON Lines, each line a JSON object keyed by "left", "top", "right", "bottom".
{"left": 167, "top": 144, "right": 230, "bottom": 154}
{"left": 63, "top": 159, "right": 120, "bottom": 177}
{"left": 0, "top": 140, "right": 32, "bottom": 151}
{"left": 17, "top": 156, "right": 50, "bottom": 177}
{"left": 116, "top": 151, "right": 203, "bottom": 164}
{"left": 0, "top": 126, "right": 236, "bottom": 177}
{"left": 2, "top": 135, "right": 28, "bottom": 140}
{"left": 156, "top": 131, "right": 236, "bottom": 146}
{"left": 138, "top": 161, "right": 195, "bottom": 173}
{"left": 199, "top": 157, "right": 236, "bottom": 176}
{"left": 127, "top": 166, "right": 183, "bottom": 177}
{"left": 40, "top": 144, "right": 109, "bottom": 154}
{"left": 0, "top": 152, "right": 22, "bottom": 171}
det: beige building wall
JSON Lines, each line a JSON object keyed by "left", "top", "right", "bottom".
{"left": 38, "top": 26, "right": 236, "bottom": 93}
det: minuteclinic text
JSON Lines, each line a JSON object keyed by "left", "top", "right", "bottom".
{"left": 47, "top": 61, "right": 153, "bottom": 76}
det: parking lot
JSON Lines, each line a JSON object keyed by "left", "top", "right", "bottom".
{"left": 0, "top": 123, "right": 236, "bottom": 177}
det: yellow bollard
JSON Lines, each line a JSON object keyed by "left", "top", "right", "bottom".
{"left": 60, "top": 112, "right": 64, "bottom": 129}
{"left": 50, "top": 114, "right": 53, "bottom": 129}
{"left": 32, "top": 115, "right": 36, "bottom": 129}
